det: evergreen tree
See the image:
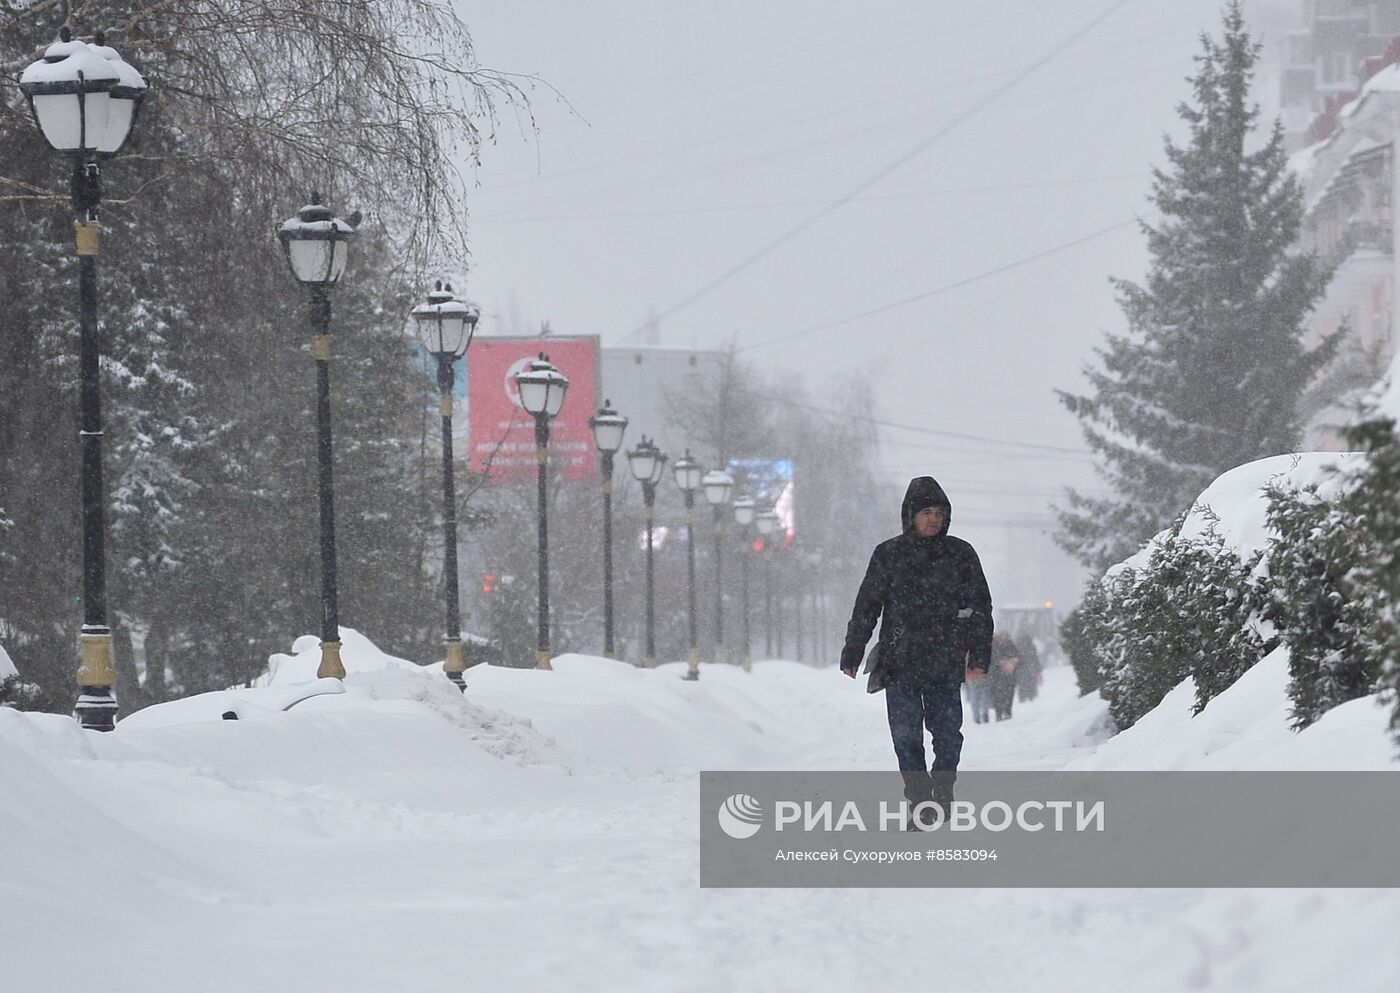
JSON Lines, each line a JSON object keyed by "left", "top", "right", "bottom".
{"left": 1057, "top": 2, "right": 1336, "bottom": 571}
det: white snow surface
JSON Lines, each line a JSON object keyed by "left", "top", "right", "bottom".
{"left": 2, "top": 631, "right": 1397, "bottom": 991}
{"left": 0, "top": 642, "right": 16, "bottom": 679}
{"left": 1106, "top": 452, "right": 1361, "bottom": 579}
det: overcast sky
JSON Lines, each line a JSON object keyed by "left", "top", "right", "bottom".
{"left": 453, "top": 0, "right": 1291, "bottom": 597}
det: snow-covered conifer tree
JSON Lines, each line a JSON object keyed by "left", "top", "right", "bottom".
{"left": 1057, "top": 2, "right": 1336, "bottom": 570}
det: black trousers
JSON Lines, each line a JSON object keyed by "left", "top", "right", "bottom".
{"left": 885, "top": 675, "right": 963, "bottom": 799}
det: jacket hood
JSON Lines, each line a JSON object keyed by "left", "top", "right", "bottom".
{"left": 901, "top": 476, "right": 951, "bottom": 535}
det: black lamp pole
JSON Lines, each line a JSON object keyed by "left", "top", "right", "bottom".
{"left": 73, "top": 160, "right": 116, "bottom": 731}
{"left": 410, "top": 281, "right": 475, "bottom": 688}
{"left": 601, "top": 449, "right": 616, "bottom": 655}
{"left": 514, "top": 354, "right": 567, "bottom": 670}
{"left": 712, "top": 503, "right": 725, "bottom": 664}
{"left": 278, "top": 198, "right": 357, "bottom": 679}
{"left": 21, "top": 27, "right": 148, "bottom": 731}
{"left": 643, "top": 479, "right": 658, "bottom": 668}
{"left": 437, "top": 355, "right": 464, "bottom": 687}
{"left": 590, "top": 402, "right": 627, "bottom": 659}
{"left": 310, "top": 289, "right": 342, "bottom": 674}
{"left": 684, "top": 489, "right": 698, "bottom": 679}
{"left": 732, "top": 498, "right": 754, "bottom": 671}
{"left": 740, "top": 536, "right": 751, "bottom": 669}
{"left": 534, "top": 412, "right": 551, "bottom": 670}
{"left": 628, "top": 437, "right": 664, "bottom": 669}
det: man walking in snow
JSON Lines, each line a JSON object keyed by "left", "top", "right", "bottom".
{"left": 839, "top": 476, "right": 993, "bottom": 822}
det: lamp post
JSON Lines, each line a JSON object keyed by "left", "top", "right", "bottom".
{"left": 515, "top": 354, "right": 569, "bottom": 670}
{"left": 627, "top": 437, "right": 666, "bottom": 668}
{"left": 671, "top": 450, "right": 704, "bottom": 680}
{"left": 410, "top": 281, "right": 478, "bottom": 690}
{"left": 277, "top": 196, "right": 358, "bottom": 679}
{"left": 20, "top": 28, "right": 146, "bottom": 730}
{"left": 755, "top": 509, "right": 778, "bottom": 659}
{"left": 732, "top": 496, "right": 755, "bottom": 671}
{"left": 590, "top": 401, "right": 628, "bottom": 658}
{"left": 702, "top": 469, "right": 734, "bottom": 665}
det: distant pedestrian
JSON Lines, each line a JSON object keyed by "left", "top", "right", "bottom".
{"left": 1015, "top": 632, "right": 1042, "bottom": 702}
{"left": 966, "top": 669, "right": 991, "bottom": 724}
{"left": 989, "top": 633, "right": 1018, "bottom": 721}
{"left": 839, "top": 476, "right": 993, "bottom": 819}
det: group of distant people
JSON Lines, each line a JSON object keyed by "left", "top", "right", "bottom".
{"left": 965, "top": 632, "right": 1041, "bottom": 724}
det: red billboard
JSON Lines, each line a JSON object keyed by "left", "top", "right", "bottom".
{"left": 466, "top": 336, "right": 599, "bottom": 482}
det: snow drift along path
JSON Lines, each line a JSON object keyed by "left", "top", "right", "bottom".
{"left": 2, "top": 632, "right": 1397, "bottom": 993}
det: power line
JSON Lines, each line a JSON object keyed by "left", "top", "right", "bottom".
{"left": 476, "top": 173, "right": 1146, "bottom": 224}
{"left": 767, "top": 394, "right": 1092, "bottom": 458}
{"left": 736, "top": 217, "right": 1136, "bottom": 353}
{"left": 621, "top": 0, "right": 1143, "bottom": 339}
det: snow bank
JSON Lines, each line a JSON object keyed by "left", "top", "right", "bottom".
{"left": 1068, "top": 648, "right": 1398, "bottom": 771}
{"left": 0, "top": 642, "right": 16, "bottom": 679}
{"left": 1107, "top": 452, "right": 1361, "bottom": 579}
{"left": 0, "top": 630, "right": 1397, "bottom": 991}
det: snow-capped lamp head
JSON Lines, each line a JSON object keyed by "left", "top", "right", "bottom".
{"left": 277, "top": 194, "right": 358, "bottom": 288}
{"left": 411, "top": 280, "right": 477, "bottom": 358}
{"left": 672, "top": 450, "right": 703, "bottom": 494}
{"left": 702, "top": 469, "right": 734, "bottom": 506}
{"left": 627, "top": 436, "right": 668, "bottom": 486}
{"left": 754, "top": 508, "right": 778, "bottom": 536}
{"left": 590, "top": 400, "right": 629, "bottom": 454}
{"left": 733, "top": 496, "right": 756, "bottom": 526}
{"left": 514, "top": 353, "right": 569, "bottom": 418}
{"left": 19, "top": 26, "right": 146, "bottom": 159}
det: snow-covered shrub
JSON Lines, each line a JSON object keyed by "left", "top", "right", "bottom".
{"left": 1346, "top": 418, "right": 1400, "bottom": 749}
{"left": 1264, "top": 415, "right": 1398, "bottom": 743}
{"left": 1060, "top": 585, "right": 1107, "bottom": 696}
{"left": 1264, "top": 475, "right": 1386, "bottom": 731}
{"left": 1073, "top": 525, "right": 1270, "bottom": 730}
{"left": 0, "top": 673, "right": 59, "bottom": 712}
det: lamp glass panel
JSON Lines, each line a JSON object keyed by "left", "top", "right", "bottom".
{"left": 328, "top": 239, "right": 349, "bottom": 283}
{"left": 32, "top": 93, "right": 83, "bottom": 150}
{"left": 517, "top": 378, "right": 549, "bottom": 415}
{"left": 628, "top": 451, "right": 658, "bottom": 481}
{"left": 545, "top": 379, "right": 568, "bottom": 417}
{"left": 594, "top": 420, "right": 626, "bottom": 452}
{"left": 288, "top": 239, "right": 332, "bottom": 284}
{"left": 97, "top": 98, "right": 134, "bottom": 153}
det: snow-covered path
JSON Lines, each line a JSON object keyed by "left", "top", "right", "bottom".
{"left": 3, "top": 640, "right": 1398, "bottom": 992}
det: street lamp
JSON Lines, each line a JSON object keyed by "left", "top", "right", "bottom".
{"left": 277, "top": 196, "right": 358, "bottom": 680}
{"left": 671, "top": 450, "right": 704, "bottom": 679}
{"left": 590, "top": 401, "right": 628, "bottom": 658}
{"left": 410, "top": 281, "right": 478, "bottom": 690}
{"left": 20, "top": 28, "right": 147, "bottom": 731}
{"left": 732, "top": 496, "right": 755, "bottom": 671}
{"left": 755, "top": 508, "right": 778, "bottom": 659}
{"left": 627, "top": 437, "right": 667, "bottom": 668}
{"left": 515, "top": 354, "right": 569, "bottom": 670}
{"left": 702, "top": 468, "right": 733, "bottom": 666}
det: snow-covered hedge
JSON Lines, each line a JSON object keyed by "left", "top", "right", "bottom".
{"left": 1066, "top": 433, "right": 1399, "bottom": 748}
{"left": 1071, "top": 525, "right": 1270, "bottom": 730}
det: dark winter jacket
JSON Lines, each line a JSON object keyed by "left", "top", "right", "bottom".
{"left": 840, "top": 477, "right": 994, "bottom": 685}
